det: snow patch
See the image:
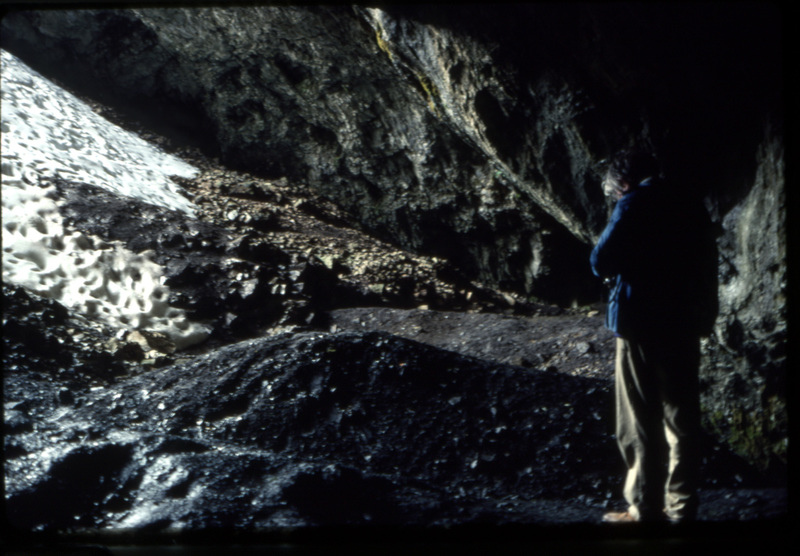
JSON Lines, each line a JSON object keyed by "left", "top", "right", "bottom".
{"left": 1, "top": 49, "right": 198, "bottom": 214}
{"left": 2, "top": 50, "right": 209, "bottom": 348}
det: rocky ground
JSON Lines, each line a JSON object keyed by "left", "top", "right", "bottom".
{"left": 3, "top": 74, "right": 789, "bottom": 548}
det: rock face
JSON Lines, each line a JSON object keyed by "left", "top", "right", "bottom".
{"left": 700, "top": 133, "right": 787, "bottom": 472}
{"left": 1, "top": 5, "right": 782, "bottom": 301}
{"left": 1, "top": 3, "right": 787, "bottom": 527}
{"left": 1, "top": 5, "right": 605, "bottom": 304}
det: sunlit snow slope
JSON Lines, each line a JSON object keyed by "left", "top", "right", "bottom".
{"left": 2, "top": 49, "right": 210, "bottom": 348}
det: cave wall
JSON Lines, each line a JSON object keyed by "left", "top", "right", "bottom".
{"left": 1, "top": 3, "right": 785, "bottom": 469}
{"left": 701, "top": 125, "right": 787, "bottom": 471}
{"left": 1, "top": 5, "right": 609, "bottom": 304}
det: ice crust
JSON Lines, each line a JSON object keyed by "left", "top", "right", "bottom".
{"left": 2, "top": 50, "right": 210, "bottom": 348}
{"left": 1, "top": 50, "right": 198, "bottom": 214}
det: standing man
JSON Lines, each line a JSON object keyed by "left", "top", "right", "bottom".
{"left": 590, "top": 149, "right": 718, "bottom": 523}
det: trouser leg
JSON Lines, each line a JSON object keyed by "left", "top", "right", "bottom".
{"left": 614, "top": 338, "right": 667, "bottom": 520}
{"left": 658, "top": 336, "right": 701, "bottom": 521}
{"left": 614, "top": 336, "right": 701, "bottom": 522}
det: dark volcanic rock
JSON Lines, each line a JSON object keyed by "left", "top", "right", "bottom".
{"left": 2, "top": 283, "right": 131, "bottom": 383}
{"left": 328, "top": 306, "right": 615, "bottom": 380}
{"left": 4, "top": 330, "right": 619, "bottom": 531}
{"left": 84, "top": 331, "right": 618, "bottom": 499}
{"left": 5, "top": 323, "right": 784, "bottom": 533}
{"left": 698, "top": 136, "right": 788, "bottom": 476}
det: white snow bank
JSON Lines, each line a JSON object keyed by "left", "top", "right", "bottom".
{"left": 1, "top": 49, "right": 198, "bottom": 214}
{"left": 2, "top": 49, "right": 210, "bottom": 348}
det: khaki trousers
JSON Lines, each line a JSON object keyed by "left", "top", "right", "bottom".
{"left": 614, "top": 335, "right": 700, "bottom": 521}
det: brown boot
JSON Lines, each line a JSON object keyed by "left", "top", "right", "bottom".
{"left": 602, "top": 511, "right": 638, "bottom": 523}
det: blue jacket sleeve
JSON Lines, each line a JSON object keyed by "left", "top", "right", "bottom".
{"left": 590, "top": 196, "right": 632, "bottom": 278}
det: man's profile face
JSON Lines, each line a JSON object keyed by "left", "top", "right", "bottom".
{"left": 603, "top": 176, "right": 631, "bottom": 200}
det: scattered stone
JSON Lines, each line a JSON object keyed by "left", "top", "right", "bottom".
{"left": 111, "top": 340, "right": 146, "bottom": 362}
{"left": 56, "top": 388, "right": 75, "bottom": 406}
{"left": 136, "top": 330, "right": 176, "bottom": 355}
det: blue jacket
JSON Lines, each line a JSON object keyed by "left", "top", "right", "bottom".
{"left": 590, "top": 179, "right": 718, "bottom": 340}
